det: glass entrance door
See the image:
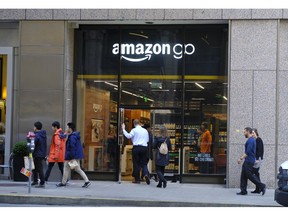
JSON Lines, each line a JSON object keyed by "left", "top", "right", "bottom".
{"left": 118, "top": 108, "right": 181, "bottom": 182}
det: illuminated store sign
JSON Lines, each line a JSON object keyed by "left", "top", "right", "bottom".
{"left": 112, "top": 43, "right": 195, "bottom": 62}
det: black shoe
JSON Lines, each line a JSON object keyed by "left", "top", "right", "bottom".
{"left": 163, "top": 180, "right": 167, "bottom": 188}
{"left": 251, "top": 190, "right": 261, "bottom": 194}
{"left": 82, "top": 181, "right": 91, "bottom": 188}
{"left": 35, "top": 184, "right": 45, "bottom": 188}
{"left": 144, "top": 175, "right": 150, "bottom": 185}
{"left": 132, "top": 180, "right": 140, "bottom": 184}
{"left": 261, "top": 185, "right": 266, "bottom": 196}
{"left": 236, "top": 191, "right": 247, "bottom": 195}
{"left": 156, "top": 183, "right": 162, "bottom": 188}
{"left": 31, "top": 182, "right": 38, "bottom": 186}
{"left": 56, "top": 182, "right": 66, "bottom": 187}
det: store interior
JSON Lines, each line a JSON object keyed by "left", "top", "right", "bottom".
{"left": 76, "top": 78, "right": 227, "bottom": 181}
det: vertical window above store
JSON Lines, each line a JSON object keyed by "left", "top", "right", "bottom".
{"left": 74, "top": 27, "right": 120, "bottom": 172}
{"left": 0, "top": 56, "right": 6, "bottom": 169}
{"left": 120, "top": 27, "right": 183, "bottom": 107}
{"left": 183, "top": 25, "right": 228, "bottom": 175}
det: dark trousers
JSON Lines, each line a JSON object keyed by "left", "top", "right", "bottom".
{"left": 240, "top": 162, "right": 265, "bottom": 193}
{"left": 132, "top": 146, "right": 149, "bottom": 181}
{"left": 253, "top": 167, "right": 261, "bottom": 191}
{"left": 45, "top": 162, "right": 64, "bottom": 181}
{"left": 156, "top": 165, "right": 166, "bottom": 185}
{"left": 32, "top": 157, "right": 45, "bottom": 185}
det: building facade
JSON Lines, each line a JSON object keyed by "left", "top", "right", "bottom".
{"left": 0, "top": 9, "right": 288, "bottom": 189}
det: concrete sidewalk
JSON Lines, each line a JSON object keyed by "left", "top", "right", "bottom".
{"left": 0, "top": 179, "right": 282, "bottom": 207}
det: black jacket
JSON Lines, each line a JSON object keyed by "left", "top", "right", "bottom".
{"left": 33, "top": 130, "right": 47, "bottom": 158}
{"left": 255, "top": 137, "right": 264, "bottom": 160}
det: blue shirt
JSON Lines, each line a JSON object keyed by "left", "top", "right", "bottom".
{"left": 244, "top": 136, "right": 256, "bottom": 164}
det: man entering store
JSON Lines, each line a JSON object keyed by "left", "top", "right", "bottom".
{"left": 122, "top": 119, "right": 150, "bottom": 184}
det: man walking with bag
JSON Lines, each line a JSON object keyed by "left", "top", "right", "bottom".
{"left": 56, "top": 122, "right": 91, "bottom": 188}
{"left": 31, "top": 121, "right": 47, "bottom": 187}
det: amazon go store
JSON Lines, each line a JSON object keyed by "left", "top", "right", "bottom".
{"left": 74, "top": 24, "right": 228, "bottom": 184}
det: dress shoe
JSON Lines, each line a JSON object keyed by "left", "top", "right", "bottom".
{"left": 163, "top": 180, "right": 167, "bottom": 188}
{"left": 144, "top": 175, "right": 150, "bottom": 185}
{"left": 251, "top": 190, "right": 261, "bottom": 194}
{"left": 132, "top": 180, "right": 140, "bottom": 184}
{"left": 156, "top": 183, "right": 162, "bottom": 188}
{"left": 236, "top": 191, "right": 247, "bottom": 195}
{"left": 261, "top": 185, "right": 266, "bottom": 196}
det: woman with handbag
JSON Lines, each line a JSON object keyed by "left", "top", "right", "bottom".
{"left": 153, "top": 125, "right": 172, "bottom": 188}
{"left": 56, "top": 122, "right": 91, "bottom": 188}
{"left": 251, "top": 128, "right": 264, "bottom": 194}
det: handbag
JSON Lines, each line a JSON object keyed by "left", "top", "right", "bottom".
{"left": 159, "top": 138, "right": 168, "bottom": 155}
{"left": 68, "top": 159, "right": 78, "bottom": 170}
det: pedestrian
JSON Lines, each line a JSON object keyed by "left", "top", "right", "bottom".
{"left": 198, "top": 122, "right": 212, "bottom": 154}
{"left": 237, "top": 127, "right": 266, "bottom": 195}
{"left": 45, "top": 121, "right": 66, "bottom": 182}
{"left": 251, "top": 128, "right": 264, "bottom": 194}
{"left": 121, "top": 119, "right": 150, "bottom": 185}
{"left": 56, "top": 122, "right": 91, "bottom": 188}
{"left": 31, "top": 121, "right": 47, "bottom": 188}
{"left": 196, "top": 122, "right": 212, "bottom": 173}
{"left": 153, "top": 125, "right": 172, "bottom": 188}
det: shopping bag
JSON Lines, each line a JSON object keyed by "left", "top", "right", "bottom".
{"left": 68, "top": 159, "right": 78, "bottom": 170}
{"left": 24, "top": 156, "right": 35, "bottom": 170}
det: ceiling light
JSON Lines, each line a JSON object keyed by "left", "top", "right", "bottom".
{"left": 151, "top": 89, "right": 170, "bottom": 92}
{"left": 129, "top": 32, "right": 149, "bottom": 39}
{"left": 104, "top": 82, "right": 118, "bottom": 88}
{"left": 195, "top": 83, "right": 205, "bottom": 89}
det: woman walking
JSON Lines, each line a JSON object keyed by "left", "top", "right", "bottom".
{"left": 251, "top": 128, "right": 264, "bottom": 194}
{"left": 153, "top": 125, "right": 172, "bottom": 188}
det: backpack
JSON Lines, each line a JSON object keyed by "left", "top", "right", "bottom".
{"left": 159, "top": 138, "right": 168, "bottom": 155}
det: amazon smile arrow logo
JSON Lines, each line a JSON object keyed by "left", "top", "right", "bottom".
{"left": 121, "top": 54, "right": 152, "bottom": 62}
{"left": 112, "top": 43, "right": 195, "bottom": 62}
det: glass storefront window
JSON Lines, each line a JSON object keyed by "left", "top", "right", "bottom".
{"left": 0, "top": 56, "right": 6, "bottom": 172}
{"left": 183, "top": 25, "right": 228, "bottom": 175}
{"left": 120, "top": 28, "right": 183, "bottom": 107}
{"left": 75, "top": 28, "right": 120, "bottom": 173}
{"left": 74, "top": 24, "right": 228, "bottom": 182}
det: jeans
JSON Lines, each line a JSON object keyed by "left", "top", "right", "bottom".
{"left": 32, "top": 157, "right": 45, "bottom": 185}
{"left": 240, "top": 161, "right": 265, "bottom": 193}
{"left": 45, "top": 162, "right": 64, "bottom": 182}
{"left": 253, "top": 167, "right": 261, "bottom": 191}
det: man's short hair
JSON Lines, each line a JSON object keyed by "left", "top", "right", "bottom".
{"left": 34, "top": 121, "right": 42, "bottom": 130}
{"left": 67, "top": 122, "right": 76, "bottom": 131}
{"left": 244, "top": 127, "right": 253, "bottom": 134}
{"left": 133, "top": 119, "right": 140, "bottom": 126}
{"left": 201, "top": 122, "right": 209, "bottom": 129}
{"left": 52, "top": 121, "right": 60, "bottom": 129}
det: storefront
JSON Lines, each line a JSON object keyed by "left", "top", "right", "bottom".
{"left": 74, "top": 24, "right": 228, "bottom": 183}
{"left": 1, "top": 9, "right": 287, "bottom": 189}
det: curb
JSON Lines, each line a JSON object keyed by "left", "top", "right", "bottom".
{"left": 0, "top": 194, "right": 279, "bottom": 207}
